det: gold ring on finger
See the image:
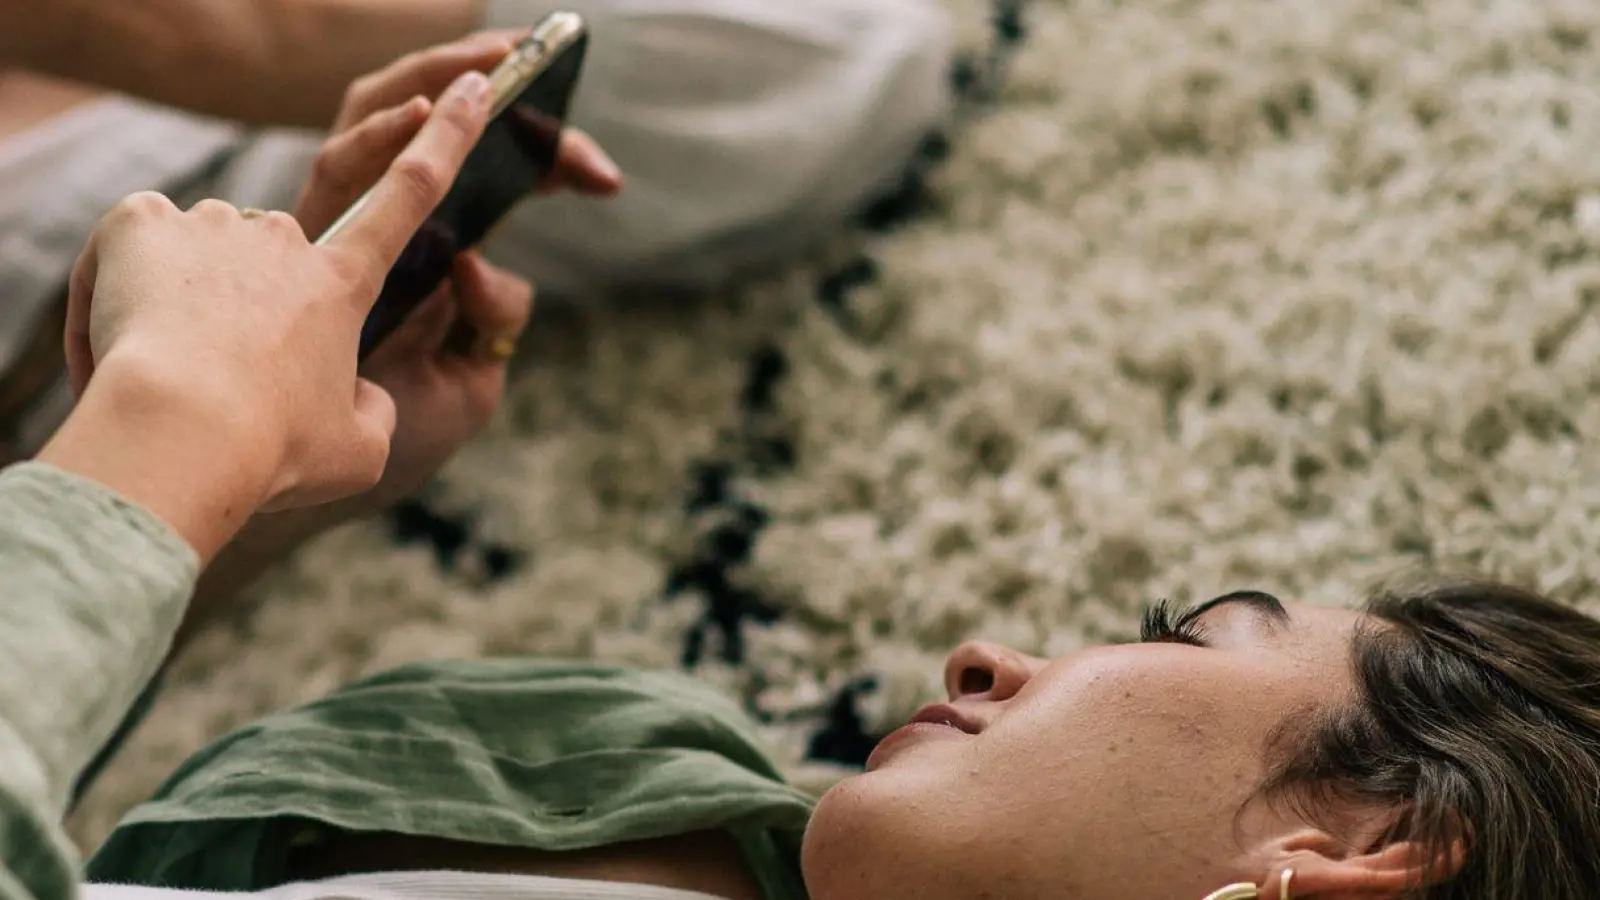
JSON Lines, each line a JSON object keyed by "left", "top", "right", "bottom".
{"left": 476, "top": 333, "right": 519, "bottom": 364}
{"left": 239, "top": 207, "right": 271, "bottom": 221}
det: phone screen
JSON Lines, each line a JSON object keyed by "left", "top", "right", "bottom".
{"left": 358, "top": 34, "right": 588, "bottom": 358}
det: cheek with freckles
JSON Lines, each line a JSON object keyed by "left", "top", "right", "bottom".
{"left": 804, "top": 637, "right": 1347, "bottom": 900}
{"left": 969, "top": 650, "right": 1299, "bottom": 833}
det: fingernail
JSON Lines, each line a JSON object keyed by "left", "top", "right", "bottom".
{"left": 593, "top": 148, "right": 622, "bottom": 182}
{"left": 451, "top": 71, "right": 491, "bottom": 105}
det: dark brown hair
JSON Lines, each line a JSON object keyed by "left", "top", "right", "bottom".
{"left": 1267, "top": 577, "right": 1600, "bottom": 898}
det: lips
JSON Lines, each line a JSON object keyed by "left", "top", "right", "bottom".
{"left": 865, "top": 703, "right": 982, "bottom": 770}
{"left": 908, "top": 703, "right": 982, "bottom": 735}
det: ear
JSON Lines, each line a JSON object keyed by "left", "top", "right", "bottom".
{"left": 1269, "top": 826, "right": 1468, "bottom": 898}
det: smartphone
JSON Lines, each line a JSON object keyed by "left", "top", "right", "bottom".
{"left": 316, "top": 12, "right": 589, "bottom": 359}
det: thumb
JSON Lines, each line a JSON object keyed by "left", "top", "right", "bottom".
{"left": 258, "top": 378, "right": 396, "bottom": 512}
{"left": 293, "top": 376, "right": 399, "bottom": 509}
{"left": 350, "top": 376, "right": 399, "bottom": 479}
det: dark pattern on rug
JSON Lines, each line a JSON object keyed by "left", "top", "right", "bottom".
{"left": 388, "top": 499, "right": 525, "bottom": 582}
{"left": 384, "top": 0, "right": 1031, "bottom": 769}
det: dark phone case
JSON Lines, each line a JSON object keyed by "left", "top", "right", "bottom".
{"left": 358, "top": 34, "right": 587, "bottom": 359}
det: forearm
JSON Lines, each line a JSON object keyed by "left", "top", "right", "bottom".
{"left": 285, "top": 0, "right": 488, "bottom": 125}
{"left": 0, "top": 0, "right": 483, "bottom": 128}
{"left": 0, "top": 0, "right": 287, "bottom": 119}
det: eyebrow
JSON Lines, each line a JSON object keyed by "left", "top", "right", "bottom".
{"left": 1177, "top": 590, "right": 1291, "bottom": 633}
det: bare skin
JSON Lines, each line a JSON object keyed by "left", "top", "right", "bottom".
{"left": 801, "top": 596, "right": 1458, "bottom": 900}
{"left": 3, "top": 33, "right": 623, "bottom": 647}
{"left": 0, "top": 70, "right": 99, "bottom": 142}
{"left": 223, "top": 595, "right": 1457, "bottom": 900}
{"left": 0, "top": 0, "right": 483, "bottom": 128}
{"left": 41, "top": 69, "right": 499, "bottom": 561}
{"left": 36, "top": 45, "right": 753, "bottom": 900}
{"left": 0, "top": 0, "right": 485, "bottom": 145}
{"left": 17, "top": 34, "right": 766, "bottom": 900}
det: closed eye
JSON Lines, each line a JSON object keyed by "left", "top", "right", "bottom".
{"left": 1138, "top": 590, "right": 1288, "bottom": 646}
{"left": 1139, "top": 599, "right": 1209, "bottom": 646}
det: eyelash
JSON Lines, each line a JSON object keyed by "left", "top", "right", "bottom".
{"left": 1139, "top": 599, "right": 1209, "bottom": 646}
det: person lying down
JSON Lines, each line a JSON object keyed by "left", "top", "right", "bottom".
{"left": 71, "top": 577, "right": 1600, "bottom": 900}
{"left": 3, "top": 6, "right": 1589, "bottom": 900}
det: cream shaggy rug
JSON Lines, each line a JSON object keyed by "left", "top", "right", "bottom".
{"left": 71, "top": 0, "right": 1600, "bottom": 848}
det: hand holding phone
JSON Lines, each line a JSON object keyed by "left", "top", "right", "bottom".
{"left": 312, "top": 12, "right": 593, "bottom": 358}
{"left": 52, "top": 69, "right": 502, "bottom": 557}
{"left": 250, "top": 18, "right": 618, "bottom": 530}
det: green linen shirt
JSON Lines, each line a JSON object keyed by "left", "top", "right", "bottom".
{"left": 87, "top": 659, "right": 815, "bottom": 900}
{"left": 0, "top": 464, "right": 198, "bottom": 900}
{"left": 0, "top": 462, "right": 814, "bottom": 900}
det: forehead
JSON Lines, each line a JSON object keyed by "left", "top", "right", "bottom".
{"left": 1269, "top": 598, "right": 1371, "bottom": 677}
{"left": 1280, "top": 597, "right": 1369, "bottom": 631}
{"left": 1189, "top": 595, "right": 1368, "bottom": 677}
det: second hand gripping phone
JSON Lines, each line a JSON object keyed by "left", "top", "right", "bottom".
{"left": 315, "top": 11, "right": 590, "bottom": 359}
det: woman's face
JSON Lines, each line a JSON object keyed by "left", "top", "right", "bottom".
{"left": 802, "top": 594, "right": 1370, "bottom": 900}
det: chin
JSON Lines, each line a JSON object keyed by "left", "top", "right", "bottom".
{"left": 802, "top": 774, "right": 889, "bottom": 899}
{"left": 802, "top": 767, "right": 950, "bottom": 900}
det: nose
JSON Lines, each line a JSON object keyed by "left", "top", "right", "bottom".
{"left": 943, "top": 640, "right": 1038, "bottom": 702}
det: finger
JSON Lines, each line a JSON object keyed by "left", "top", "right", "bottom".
{"left": 337, "top": 377, "right": 397, "bottom": 501}
{"left": 335, "top": 30, "right": 524, "bottom": 131}
{"left": 325, "top": 71, "right": 494, "bottom": 299}
{"left": 297, "top": 96, "right": 432, "bottom": 238}
{"left": 353, "top": 375, "right": 399, "bottom": 447}
{"left": 445, "top": 252, "right": 534, "bottom": 365}
{"left": 537, "top": 129, "right": 623, "bottom": 196}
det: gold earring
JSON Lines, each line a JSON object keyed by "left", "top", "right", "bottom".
{"left": 1201, "top": 868, "right": 1294, "bottom": 900}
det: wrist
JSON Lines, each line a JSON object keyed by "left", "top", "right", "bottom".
{"left": 36, "top": 355, "right": 281, "bottom": 563}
